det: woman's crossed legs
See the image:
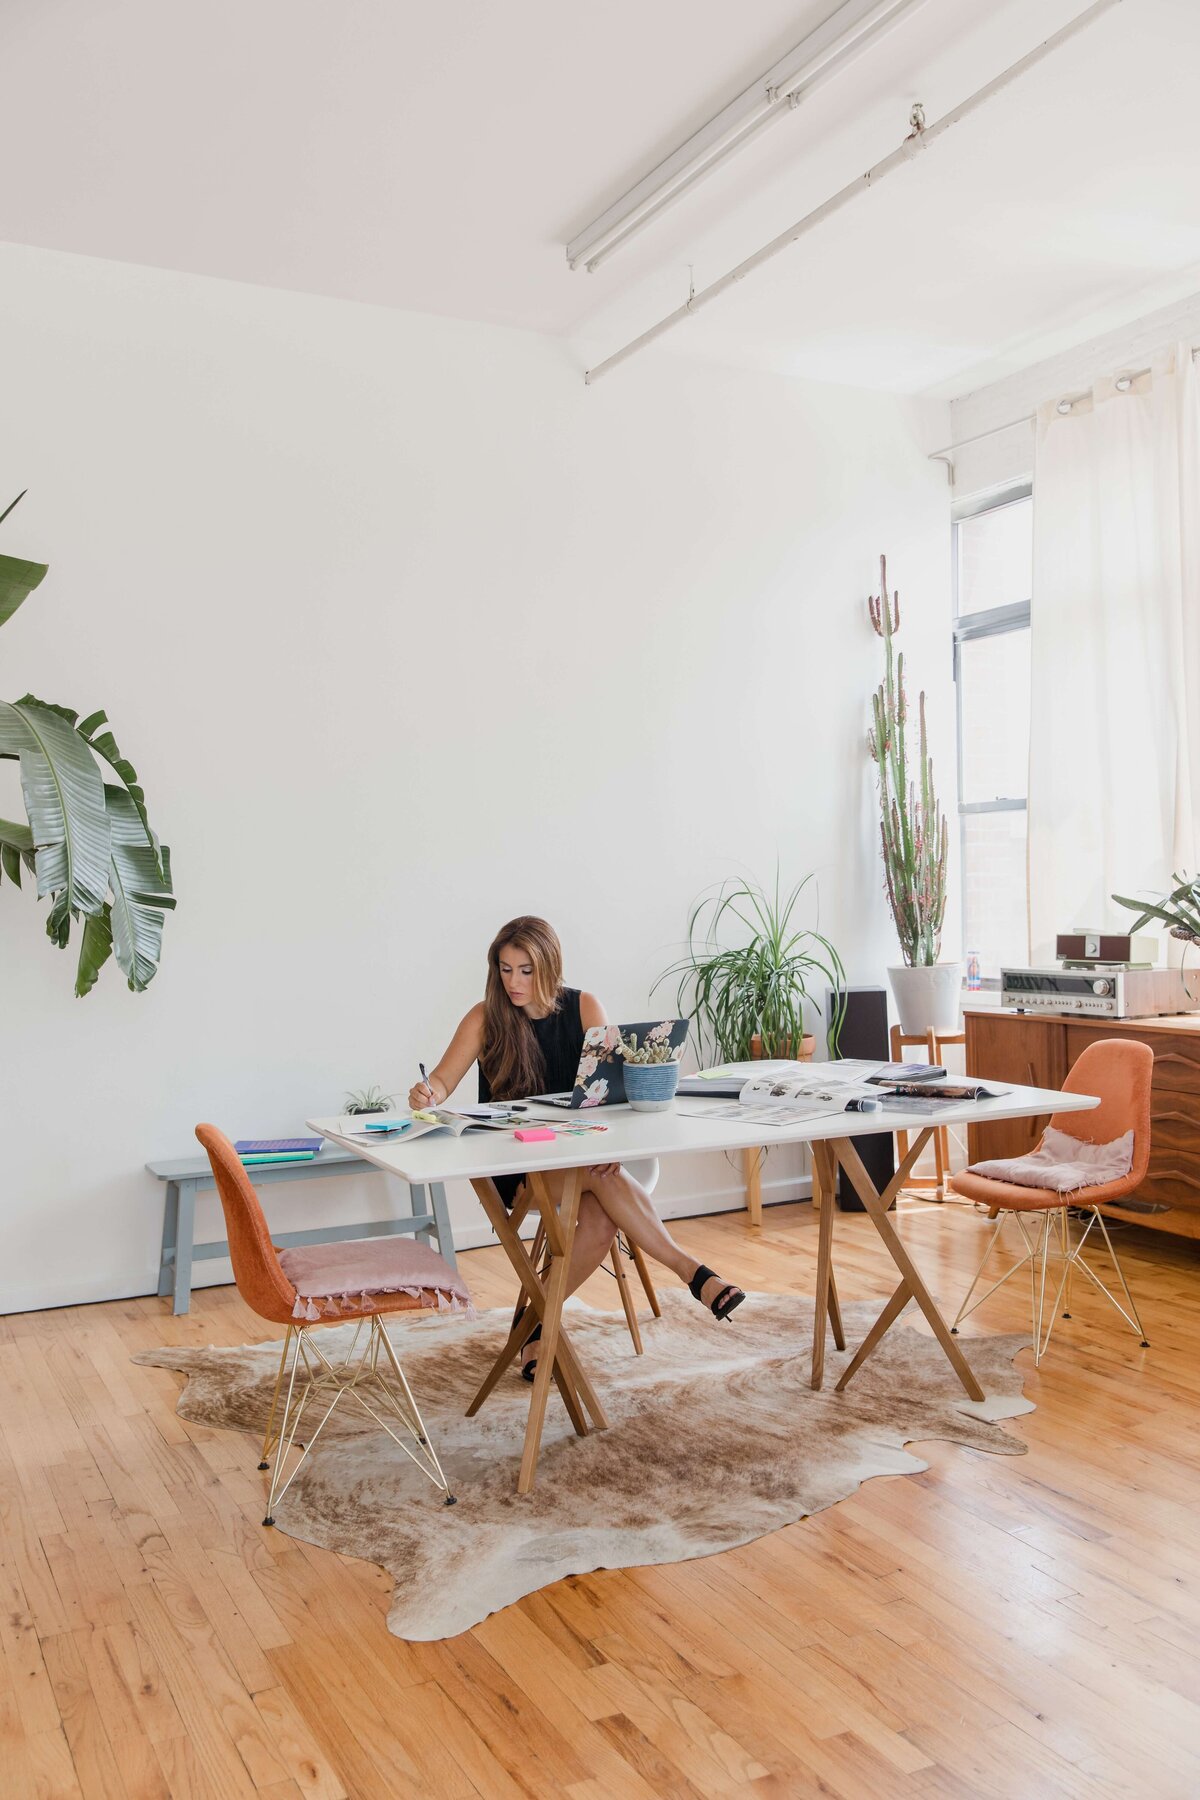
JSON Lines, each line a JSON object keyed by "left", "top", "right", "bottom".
{"left": 516, "top": 1162, "right": 744, "bottom": 1374}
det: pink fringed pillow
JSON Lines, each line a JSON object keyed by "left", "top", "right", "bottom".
{"left": 278, "top": 1236, "right": 473, "bottom": 1323}
{"left": 968, "top": 1124, "right": 1134, "bottom": 1194}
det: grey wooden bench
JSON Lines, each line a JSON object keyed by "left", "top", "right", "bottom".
{"left": 147, "top": 1147, "right": 455, "bottom": 1315}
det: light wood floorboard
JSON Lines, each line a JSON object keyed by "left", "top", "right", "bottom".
{"left": 2, "top": 1199, "right": 1198, "bottom": 1798}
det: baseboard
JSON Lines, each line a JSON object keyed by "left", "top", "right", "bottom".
{"left": 0, "top": 1272, "right": 171, "bottom": 1316}
{"left": 0, "top": 1175, "right": 814, "bottom": 1315}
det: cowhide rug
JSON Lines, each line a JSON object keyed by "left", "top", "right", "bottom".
{"left": 134, "top": 1291, "right": 1033, "bottom": 1641}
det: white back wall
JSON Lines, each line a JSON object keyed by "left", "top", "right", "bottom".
{"left": 0, "top": 243, "right": 951, "bottom": 1311}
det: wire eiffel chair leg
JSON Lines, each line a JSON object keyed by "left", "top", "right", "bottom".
{"left": 952, "top": 1214, "right": 1033, "bottom": 1330}
{"left": 1033, "top": 1213, "right": 1071, "bottom": 1363}
{"left": 1090, "top": 1209, "right": 1150, "bottom": 1345}
{"left": 264, "top": 1328, "right": 306, "bottom": 1525}
{"left": 372, "top": 1317, "right": 456, "bottom": 1502}
{"left": 259, "top": 1325, "right": 294, "bottom": 1469}
{"left": 1032, "top": 1216, "right": 1051, "bottom": 1365}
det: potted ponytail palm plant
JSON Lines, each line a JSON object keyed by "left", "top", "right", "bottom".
{"left": 867, "top": 555, "right": 958, "bottom": 1034}
{"left": 658, "top": 871, "right": 846, "bottom": 1065}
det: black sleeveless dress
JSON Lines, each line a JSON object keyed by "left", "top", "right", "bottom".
{"left": 478, "top": 986, "right": 585, "bottom": 1209}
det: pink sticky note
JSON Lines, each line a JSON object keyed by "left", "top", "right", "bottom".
{"left": 514, "top": 1126, "right": 555, "bottom": 1143}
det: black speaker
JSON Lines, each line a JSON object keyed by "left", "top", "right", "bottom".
{"left": 826, "top": 986, "right": 895, "bottom": 1211}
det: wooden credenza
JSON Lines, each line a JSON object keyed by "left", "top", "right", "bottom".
{"left": 964, "top": 1007, "right": 1200, "bottom": 1240}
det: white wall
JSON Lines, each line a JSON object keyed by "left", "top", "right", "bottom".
{"left": 0, "top": 243, "right": 951, "bottom": 1311}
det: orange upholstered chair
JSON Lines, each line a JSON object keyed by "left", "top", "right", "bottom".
{"left": 948, "top": 1040, "right": 1152, "bottom": 1364}
{"left": 196, "top": 1124, "right": 468, "bottom": 1522}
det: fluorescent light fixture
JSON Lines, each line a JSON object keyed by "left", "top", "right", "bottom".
{"left": 566, "top": 0, "right": 931, "bottom": 273}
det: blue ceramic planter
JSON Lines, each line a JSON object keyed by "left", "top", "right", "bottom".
{"left": 623, "top": 1060, "right": 680, "bottom": 1112}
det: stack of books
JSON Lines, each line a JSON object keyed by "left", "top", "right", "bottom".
{"left": 234, "top": 1137, "right": 324, "bottom": 1167}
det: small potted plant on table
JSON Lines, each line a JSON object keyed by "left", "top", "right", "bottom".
{"left": 619, "top": 1025, "right": 686, "bottom": 1112}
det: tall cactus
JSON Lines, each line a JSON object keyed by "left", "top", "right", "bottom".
{"left": 866, "top": 555, "right": 948, "bottom": 967}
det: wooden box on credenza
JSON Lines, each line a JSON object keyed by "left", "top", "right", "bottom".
{"left": 964, "top": 1006, "right": 1200, "bottom": 1241}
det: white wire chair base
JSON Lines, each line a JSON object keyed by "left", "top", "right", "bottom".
{"left": 951, "top": 1205, "right": 1149, "bottom": 1366}
{"left": 257, "top": 1314, "right": 454, "bottom": 1525}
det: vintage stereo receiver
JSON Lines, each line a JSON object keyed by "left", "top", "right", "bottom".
{"left": 1001, "top": 966, "right": 1200, "bottom": 1019}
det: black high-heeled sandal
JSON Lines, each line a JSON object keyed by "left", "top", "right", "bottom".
{"left": 689, "top": 1264, "right": 745, "bottom": 1321}
{"left": 520, "top": 1322, "right": 542, "bottom": 1383}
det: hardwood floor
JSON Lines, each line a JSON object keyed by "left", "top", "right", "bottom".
{"left": 2, "top": 1198, "right": 1199, "bottom": 1799}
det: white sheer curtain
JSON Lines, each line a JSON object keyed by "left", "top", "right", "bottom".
{"left": 1028, "top": 345, "right": 1200, "bottom": 962}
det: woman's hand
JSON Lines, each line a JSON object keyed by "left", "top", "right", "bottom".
{"left": 590, "top": 1162, "right": 621, "bottom": 1179}
{"left": 411, "top": 1006, "right": 484, "bottom": 1116}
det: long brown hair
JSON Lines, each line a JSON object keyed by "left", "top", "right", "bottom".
{"left": 480, "top": 916, "right": 563, "bottom": 1100}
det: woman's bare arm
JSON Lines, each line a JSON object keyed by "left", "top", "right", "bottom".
{"left": 579, "top": 991, "right": 607, "bottom": 1031}
{"left": 578, "top": 992, "right": 617, "bottom": 1166}
{"left": 408, "top": 1003, "right": 485, "bottom": 1109}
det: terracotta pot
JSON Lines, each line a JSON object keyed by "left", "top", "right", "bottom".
{"left": 750, "top": 1034, "right": 814, "bottom": 1061}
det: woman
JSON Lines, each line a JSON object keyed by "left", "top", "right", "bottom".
{"left": 410, "top": 915, "right": 745, "bottom": 1378}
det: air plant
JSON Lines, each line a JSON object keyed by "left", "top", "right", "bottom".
{"left": 344, "top": 1085, "right": 395, "bottom": 1115}
{"left": 867, "top": 554, "right": 948, "bottom": 967}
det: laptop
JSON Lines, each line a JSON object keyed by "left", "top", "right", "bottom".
{"left": 532, "top": 1019, "right": 689, "bottom": 1108}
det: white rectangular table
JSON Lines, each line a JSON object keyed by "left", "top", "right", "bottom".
{"left": 309, "top": 1081, "right": 1096, "bottom": 1494}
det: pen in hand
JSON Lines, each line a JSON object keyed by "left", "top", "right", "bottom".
{"left": 411, "top": 1061, "right": 435, "bottom": 1110}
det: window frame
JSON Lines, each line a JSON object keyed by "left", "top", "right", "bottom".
{"left": 952, "top": 482, "right": 1032, "bottom": 982}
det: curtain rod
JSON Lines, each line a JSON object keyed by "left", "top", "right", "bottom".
{"left": 928, "top": 345, "right": 1200, "bottom": 461}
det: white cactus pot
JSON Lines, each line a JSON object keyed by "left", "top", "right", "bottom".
{"left": 887, "top": 963, "right": 963, "bottom": 1037}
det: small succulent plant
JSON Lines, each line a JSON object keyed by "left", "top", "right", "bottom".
{"left": 618, "top": 1026, "right": 685, "bottom": 1066}
{"left": 344, "top": 1084, "right": 395, "bottom": 1115}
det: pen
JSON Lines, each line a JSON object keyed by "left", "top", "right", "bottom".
{"left": 419, "top": 1061, "right": 431, "bottom": 1100}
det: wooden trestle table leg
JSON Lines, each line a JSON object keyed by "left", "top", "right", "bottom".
{"left": 809, "top": 1141, "right": 845, "bottom": 1389}
{"left": 466, "top": 1169, "right": 609, "bottom": 1495}
{"left": 826, "top": 1131, "right": 985, "bottom": 1403}
{"left": 743, "top": 1147, "right": 763, "bottom": 1228}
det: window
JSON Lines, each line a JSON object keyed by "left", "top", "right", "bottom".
{"left": 953, "top": 488, "right": 1032, "bottom": 980}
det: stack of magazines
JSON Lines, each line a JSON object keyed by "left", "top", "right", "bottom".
{"left": 235, "top": 1136, "right": 325, "bottom": 1166}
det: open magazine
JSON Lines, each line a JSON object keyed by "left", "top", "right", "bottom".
{"left": 684, "top": 1059, "right": 1010, "bottom": 1127}
{"left": 335, "top": 1104, "right": 525, "bottom": 1144}
{"left": 695, "top": 1063, "right": 886, "bottom": 1127}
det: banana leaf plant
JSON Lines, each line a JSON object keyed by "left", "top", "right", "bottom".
{"left": 0, "top": 492, "right": 175, "bottom": 995}
{"left": 1113, "top": 872, "right": 1200, "bottom": 945}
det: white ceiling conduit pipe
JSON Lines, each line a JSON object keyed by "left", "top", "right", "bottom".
{"left": 583, "top": 0, "right": 1125, "bottom": 386}
{"left": 566, "top": 0, "right": 933, "bottom": 273}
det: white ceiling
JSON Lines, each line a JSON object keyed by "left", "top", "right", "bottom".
{"left": 4, "top": 0, "right": 1200, "bottom": 397}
